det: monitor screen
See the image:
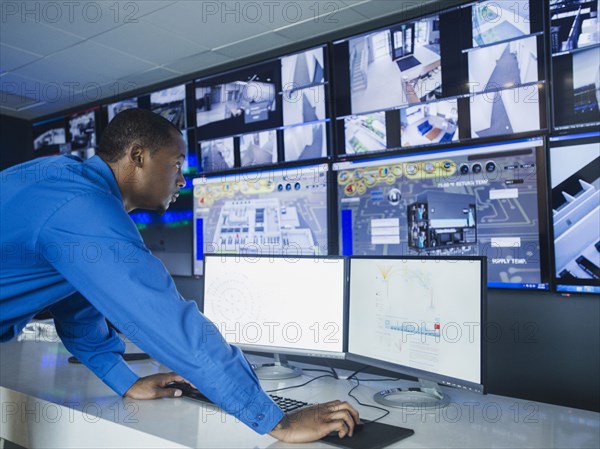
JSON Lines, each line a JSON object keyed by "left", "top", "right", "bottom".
{"left": 203, "top": 254, "right": 346, "bottom": 357}
{"left": 334, "top": 137, "right": 550, "bottom": 290}
{"left": 283, "top": 122, "right": 327, "bottom": 162}
{"left": 107, "top": 98, "right": 138, "bottom": 123}
{"left": 549, "top": 0, "right": 599, "bottom": 55}
{"left": 467, "top": 35, "right": 540, "bottom": 94}
{"left": 67, "top": 108, "right": 98, "bottom": 160}
{"left": 192, "top": 164, "right": 329, "bottom": 275}
{"left": 239, "top": 130, "right": 278, "bottom": 167}
{"left": 549, "top": 132, "right": 600, "bottom": 294}
{"left": 470, "top": 84, "right": 541, "bottom": 139}
{"left": 347, "top": 256, "right": 485, "bottom": 391}
{"left": 150, "top": 84, "right": 187, "bottom": 129}
{"left": 32, "top": 116, "right": 67, "bottom": 157}
{"left": 551, "top": 45, "right": 600, "bottom": 131}
{"left": 472, "top": 0, "right": 531, "bottom": 47}
{"left": 400, "top": 99, "right": 459, "bottom": 148}
{"left": 199, "top": 137, "right": 235, "bottom": 173}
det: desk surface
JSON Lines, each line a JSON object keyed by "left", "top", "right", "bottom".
{"left": 1, "top": 339, "right": 599, "bottom": 448}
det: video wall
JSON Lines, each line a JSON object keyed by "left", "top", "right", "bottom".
{"left": 28, "top": 0, "right": 600, "bottom": 293}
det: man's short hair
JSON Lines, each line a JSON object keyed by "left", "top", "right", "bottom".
{"left": 98, "top": 108, "right": 182, "bottom": 162}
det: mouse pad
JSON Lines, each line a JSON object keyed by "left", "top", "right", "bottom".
{"left": 320, "top": 420, "right": 414, "bottom": 449}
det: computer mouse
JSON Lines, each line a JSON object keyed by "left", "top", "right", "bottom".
{"left": 164, "top": 381, "right": 194, "bottom": 394}
{"left": 325, "top": 421, "right": 364, "bottom": 438}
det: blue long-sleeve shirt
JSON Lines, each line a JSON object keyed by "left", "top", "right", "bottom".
{"left": 0, "top": 155, "right": 283, "bottom": 434}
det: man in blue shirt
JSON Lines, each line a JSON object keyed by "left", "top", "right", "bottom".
{"left": 0, "top": 109, "right": 359, "bottom": 443}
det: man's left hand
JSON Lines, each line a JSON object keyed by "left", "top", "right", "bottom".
{"left": 124, "top": 372, "right": 191, "bottom": 399}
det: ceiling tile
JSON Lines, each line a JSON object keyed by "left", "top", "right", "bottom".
{"left": 0, "top": 44, "right": 41, "bottom": 73}
{"left": 276, "top": 8, "right": 368, "bottom": 40}
{"left": 164, "top": 51, "right": 233, "bottom": 75}
{"left": 0, "top": 73, "right": 47, "bottom": 109}
{"left": 143, "top": 1, "right": 272, "bottom": 49}
{"left": 15, "top": 1, "right": 178, "bottom": 39}
{"left": 115, "top": 67, "right": 182, "bottom": 88}
{"left": 14, "top": 55, "right": 113, "bottom": 88}
{"left": 92, "top": 21, "right": 208, "bottom": 65}
{"left": 0, "top": 19, "right": 83, "bottom": 56}
{"left": 350, "top": 0, "right": 437, "bottom": 21}
{"left": 39, "top": 41, "right": 156, "bottom": 80}
{"left": 215, "top": 32, "right": 292, "bottom": 59}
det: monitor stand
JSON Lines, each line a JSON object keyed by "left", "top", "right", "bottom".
{"left": 373, "top": 378, "right": 450, "bottom": 409}
{"left": 252, "top": 354, "right": 302, "bottom": 380}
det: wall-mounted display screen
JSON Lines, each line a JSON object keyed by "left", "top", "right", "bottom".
{"left": 67, "top": 108, "right": 98, "bottom": 160}
{"left": 199, "top": 137, "right": 235, "bottom": 173}
{"left": 150, "top": 84, "right": 187, "bottom": 129}
{"left": 32, "top": 116, "right": 67, "bottom": 157}
{"left": 107, "top": 98, "right": 138, "bottom": 123}
{"left": 192, "top": 164, "right": 329, "bottom": 275}
{"left": 334, "top": 137, "right": 549, "bottom": 290}
{"left": 472, "top": 0, "right": 531, "bottom": 47}
{"left": 549, "top": 132, "right": 600, "bottom": 294}
{"left": 400, "top": 99, "right": 459, "bottom": 147}
{"left": 549, "top": 0, "right": 599, "bottom": 55}
{"left": 240, "top": 130, "right": 278, "bottom": 167}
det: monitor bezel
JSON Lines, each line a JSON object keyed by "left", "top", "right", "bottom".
{"left": 202, "top": 253, "right": 349, "bottom": 358}
{"left": 345, "top": 255, "right": 487, "bottom": 393}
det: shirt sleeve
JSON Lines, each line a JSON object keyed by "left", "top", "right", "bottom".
{"left": 37, "top": 192, "right": 284, "bottom": 434}
{"left": 49, "top": 291, "right": 139, "bottom": 396}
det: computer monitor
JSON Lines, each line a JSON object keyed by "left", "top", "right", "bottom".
{"left": 192, "top": 163, "right": 329, "bottom": 275}
{"left": 347, "top": 256, "right": 486, "bottom": 408}
{"left": 471, "top": 0, "right": 531, "bottom": 47}
{"left": 334, "top": 137, "right": 550, "bottom": 290}
{"left": 67, "top": 108, "right": 98, "bottom": 160}
{"left": 548, "top": 131, "right": 600, "bottom": 294}
{"left": 202, "top": 254, "right": 347, "bottom": 379}
{"left": 107, "top": 98, "right": 138, "bottom": 123}
{"left": 549, "top": 0, "right": 599, "bottom": 55}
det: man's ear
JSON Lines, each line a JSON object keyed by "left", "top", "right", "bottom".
{"left": 128, "top": 144, "right": 145, "bottom": 168}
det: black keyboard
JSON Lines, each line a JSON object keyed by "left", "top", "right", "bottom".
{"left": 166, "top": 382, "right": 309, "bottom": 412}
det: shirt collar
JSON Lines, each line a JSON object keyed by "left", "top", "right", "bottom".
{"left": 83, "top": 155, "right": 123, "bottom": 203}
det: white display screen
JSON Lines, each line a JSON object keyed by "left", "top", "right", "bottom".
{"left": 348, "top": 258, "right": 483, "bottom": 385}
{"left": 203, "top": 256, "right": 345, "bottom": 355}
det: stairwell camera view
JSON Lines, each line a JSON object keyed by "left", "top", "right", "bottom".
{"left": 472, "top": 0, "right": 531, "bottom": 47}
{"left": 550, "top": 137, "right": 600, "bottom": 292}
{"left": 400, "top": 99, "right": 458, "bottom": 147}
{"left": 468, "top": 35, "right": 539, "bottom": 94}
{"left": 550, "top": 0, "right": 599, "bottom": 54}
{"left": 335, "top": 138, "right": 548, "bottom": 289}
{"left": 349, "top": 15, "right": 442, "bottom": 115}
{"left": 192, "top": 165, "right": 329, "bottom": 275}
{"left": 240, "top": 131, "right": 278, "bottom": 167}
{"left": 199, "top": 138, "right": 234, "bottom": 173}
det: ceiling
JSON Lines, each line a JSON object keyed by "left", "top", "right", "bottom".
{"left": 0, "top": 0, "right": 441, "bottom": 121}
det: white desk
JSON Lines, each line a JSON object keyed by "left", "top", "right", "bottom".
{"left": 1, "top": 340, "right": 599, "bottom": 448}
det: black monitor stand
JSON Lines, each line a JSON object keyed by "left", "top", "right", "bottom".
{"left": 373, "top": 378, "right": 450, "bottom": 409}
{"left": 252, "top": 354, "right": 302, "bottom": 380}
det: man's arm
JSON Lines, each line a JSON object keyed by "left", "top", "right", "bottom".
{"left": 49, "top": 291, "right": 187, "bottom": 399}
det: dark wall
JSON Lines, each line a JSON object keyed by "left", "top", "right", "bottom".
{"left": 174, "top": 276, "right": 600, "bottom": 412}
{"left": 0, "top": 114, "right": 32, "bottom": 170}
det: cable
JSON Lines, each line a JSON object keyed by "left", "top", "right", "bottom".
{"left": 346, "top": 376, "right": 391, "bottom": 424}
{"left": 265, "top": 374, "right": 336, "bottom": 393}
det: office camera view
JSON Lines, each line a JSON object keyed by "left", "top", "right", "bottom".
{"left": 192, "top": 164, "right": 329, "bottom": 276}
{"left": 400, "top": 99, "right": 458, "bottom": 147}
{"left": 335, "top": 138, "right": 548, "bottom": 289}
{"left": 472, "top": 0, "right": 531, "bottom": 47}
{"left": 344, "top": 112, "right": 387, "bottom": 154}
{"left": 550, "top": 0, "right": 599, "bottom": 54}
{"left": 549, "top": 134, "right": 600, "bottom": 294}
{"left": 347, "top": 15, "right": 442, "bottom": 115}
{"left": 150, "top": 84, "right": 187, "bottom": 129}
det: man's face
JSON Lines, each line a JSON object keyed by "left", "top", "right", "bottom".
{"left": 134, "top": 131, "right": 187, "bottom": 213}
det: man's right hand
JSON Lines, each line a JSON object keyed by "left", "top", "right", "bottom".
{"left": 268, "top": 400, "right": 360, "bottom": 443}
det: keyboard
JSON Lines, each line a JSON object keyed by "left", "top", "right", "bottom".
{"left": 166, "top": 382, "right": 310, "bottom": 412}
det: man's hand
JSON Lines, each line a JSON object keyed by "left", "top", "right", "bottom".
{"left": 124, "top": 372, "right": 192, "bottom": 400}
{"left": 268, "top": 400, "right": 360, "bottom": 443}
